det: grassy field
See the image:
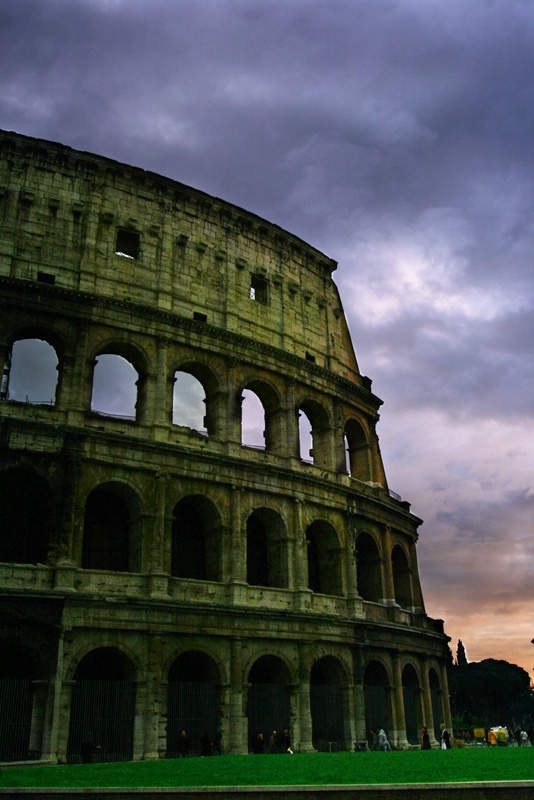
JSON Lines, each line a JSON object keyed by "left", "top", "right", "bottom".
{"left": 1, "top": 749, "right": 533, "bottom": 788}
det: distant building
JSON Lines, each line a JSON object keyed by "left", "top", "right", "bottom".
{"left": 0, "top": 129, "right": 452, "bottom": 761}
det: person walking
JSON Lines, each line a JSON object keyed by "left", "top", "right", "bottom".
{"left": 377, "top": 728, "right": 391, "bottom": 751}
{"left": 420, "top": 726, "right": 431, "bottom": 750}
{"left": 440, "top": 724, "right": 451, "bottom": 749}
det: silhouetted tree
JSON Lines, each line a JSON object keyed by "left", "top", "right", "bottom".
{"left": 456, "top": 640, "right": 468, "bottom": 666}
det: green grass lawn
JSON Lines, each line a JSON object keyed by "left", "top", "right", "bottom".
{"left": 1, "top": 749, "right": 533, "bottom": 788}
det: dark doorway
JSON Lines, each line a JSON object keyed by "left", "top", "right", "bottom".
{"left": 402, "top": 664, "right": 421, "bottom": 745}
{"left": 0, "top": 643, "right": 36, "bottom": 761}
{"left": 0, "top": 468, "right": 51, "bottom": 564}
{"left": 247, "top": 656, "right": 290, "bottom": 751}
{"left": 364, "top": 661, "right": 390, "bottom": 741}
{"left": 167, "top": 651, "right": 220, "bottom": 757}
{"left": 82, "top": 488, "right": 131, "bottom": 572}
{"left": 67, "top": 648, "right": 135, "bottom": 763}
{"left": 310, "top": 657, "right": 346, "bottom": 752}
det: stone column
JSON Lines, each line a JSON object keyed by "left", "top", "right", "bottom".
{"left": 229, "top": 486, "right": 246, "bottom": 604}
{"left": 345, "top": 683, "right": 357, "bottom": 748}
{"left": 154, "top": 337, "right": 169, "bottom": 426}
{"left": 148, "top": 472, "right": 170, "bottom": 599}
{"left": 421, "top": 659, "right": 438, "bottom": 747}
{"left": 0, "top": 338, "right": 11, "bottom": 399}
{"left": 344, "top": 515, "right": 361, "bottom": 617}
{"left": 293, "top": 499, "right": 312, "bottom": 611}
{"left": 392, "top": 652, "right": 408, "bottom": 748}
{"left": 297, "top": 643, "right": 314, "bottom": 753}
{"left": 29, "top": 681, "right": 49, "bottom": 758}
{"left": 382, "top": 526, "right": 396, "bottom": 605}
{"left": 229, "top": 637, "right": 247, "bottom": 754}
{"left": 54, "top": 434, "right": 84, "bottom": 590}
{"left": 352, "top": 646, "right": 367, "bottom": 743}
{"left": 143, "top": 636, "right": 162, "bottom": 760}
{"left": 41, "top": 628, "right": 66, "bottom": 763}
{"left": 408, "top": 539, "right": 425, "bottom": 613}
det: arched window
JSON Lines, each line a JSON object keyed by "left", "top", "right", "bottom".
{"left": 305, "top": 521, "right": 343, "bottom": 597}
{"left": 91, "top": 354, "right": 137, "bottom": 419}
{"left": 171, "top": 496, "right": 222, "bottom": 581}
{"left": 298, "top": 410, "right": 313, "bottom": 462}
{"left": 355, "top": 532, "right": 382, "bottom": 603}
{"left": 172, "top": 371, "right": 207, "bottom": 433}
{"left": 241, "top": 389, "right": 265, "bottom": 449}
{"left": 67, "top": 648, "right": 135, "bottom": 763}
{"left": 392, "top": 545, "right": 413, "bottom": 608}
{"left": 344, "top": 418, "right": 371, "bottom": 481}
{"left": 0, "top": 468, "right": 51, "bottom": 565}
{"left": 82, "top": 484, "right": 141, "bottom": 572}
{"left": 4, "top": 338, "right": 58, "bottom": 405}
{"left": 246, "top": 509, "right": 287, "bottom": 589}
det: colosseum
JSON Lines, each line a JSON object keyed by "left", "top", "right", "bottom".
{"left": 0, "top": 128, "right": 452, "bottom": 763}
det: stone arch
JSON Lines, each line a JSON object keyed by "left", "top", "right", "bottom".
{"left": 310, "top": 655, "right": 349, "bottom": 751}
{"left": 82, "top": 481, "right": 143, "bottom": 572}
{"left": 0, "top": 467, "right": 51, "bottom": 565}
{"left": 66, "top": 647, "right": 136, "bottom": 763}
{"left": 171, "top": 495, "right": 222, "bottom": 581}
{"left": 355, "top": 531, "right": 383, "bottom": 603}
{"left": 172, "top": 360, "right": 219, "bottom": 435}
{"left": 88, "top": 340, "right": 150, "bottom": 422}
{"left": 428, "top": 667, "right": 442, "bottom": 742}
{"left": 246, "top": 507, "right": 288, "bottom": 589}
{"left": 247, "top": 655, "right": 292, "bottom": 752}
{"left": 3, "top": 330, "right": 61, "bottom": 405}
{"left": 297, "top": 397, "right": 332, "bottom": 468}
{"left": 344, "top": 417, "right": 371, "bottom": 482}
{"left": 364, "top": 659, "right": 393, "bottom": 738}
{"left": 305, "top": 520, "right": 343, "bottom": 597}
{"left": 402, "top": 662, "right": 423, "bottom": 745}
{"left": 392, "top": 544, "right": 413, "bottom": 608}
{"left": 0, "top": 639, "right": 38, "bottom": 761}
{"left": 166, "top": 650, "right": 222, "bottom": 757}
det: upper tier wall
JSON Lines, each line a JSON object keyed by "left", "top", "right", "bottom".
{"left": 0, "top": 130, "right": 360, "bottom": 382}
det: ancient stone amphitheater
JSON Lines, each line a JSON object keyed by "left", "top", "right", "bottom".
{"left": 0, "top": 129, "right": 451, "bottom": 763}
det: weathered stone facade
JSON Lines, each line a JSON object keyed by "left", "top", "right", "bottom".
{"left": 0, "top": 129, "right": 451, "bottom": 763}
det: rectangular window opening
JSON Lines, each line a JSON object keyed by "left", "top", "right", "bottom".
{"left": 250, "top": 275, "right": 268, "bottom": 304}
{"left": 194, "top": 312, "right": 207, "bottom": 322}
{"left": 305, "top": 351, "right": 316, "bottom": 363}
{"left": 116, "top": 229, "right": 140, "bottom": 259}
{"left": 37, "top": 272, "right": 56, "bottom": 285}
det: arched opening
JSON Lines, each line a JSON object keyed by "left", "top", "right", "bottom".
{"left": 171, "top": 496, "right": 222, "bottom": 581}
{"left": 355, "top": 532, "right": 382, "bottom": 603}
{"left": 241, "top": 389, "right": 265, "bottom": 449}
{"left": 344, "top": 418, "right": 371, "bottom": 481}
{"left": 172, "top": 371, "right": 207, "bottom": 433}
{"left": 429, "top": 668, "right": 442, "bottom": 742}
{"left": 82, "top": 484, "right": 141, "bottom": 573}
{"left": 310, "top": 656, "right": 347, "bottom": 751}
{"left": 305, "top": 521, "right": 343, "bottom": 597}
{"left": 297, "top": 399, "right": 331, "bottom": 469}
{"left": 0, "top": 468, "right": 51, "bottom": 565}
{"left": 3, "top": 338, "right": 58, "bottom": 405}
{"left": 402, "top": 664, "right": 423, "bottom": 745}
{"left": 246, "top": 508, "right": 287, "bottom": 589}
{"left": 364, "top": 661, "right": 392, "bottom": 740}
{"left": 67, "top": 648, "right": 136, "bottom": 763}
{"left": 0, "top": 640, "right": 36, "bottom": 761}
{"left": 392, "top": 545, "right": 413, "bottom": 608}
{"left": 91, "top": 353, "right": 138, "bottom": 420}
{"left": 167, "top": 651, "right": 221, "bottom": 758}
{"left": 247, "top": 656, "right": 291, "bottom": 752}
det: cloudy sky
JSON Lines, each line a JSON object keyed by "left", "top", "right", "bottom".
{"left": 1, "top": 0, "right": 533, "bottom": 674}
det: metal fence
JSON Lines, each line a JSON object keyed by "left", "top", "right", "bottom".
{"left": 166, "top": 681, "right": 219, "bottom": 757}
{"left": 0, "top": 679, "right": 33, "bottom": 762}
{"left": 66, "top": 680, "right": 135, "bottom": 763}
{"left": 310, "top": 684, "right": 345, "bottom": 752}
{"left": 247, "top": 684, "right": 290, "bottom": 751}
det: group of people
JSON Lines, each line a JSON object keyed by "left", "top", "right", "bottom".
{"left": 486, "top": 726, "right": 531, "bottom": 747}
{"left": 251, "top": 728, "right": 292, "bottom": 754}
{"left": 366, "top": 724, "right": 451, "bottom": 751}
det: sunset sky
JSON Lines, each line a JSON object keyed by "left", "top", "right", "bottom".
{"left": 1, "top": 1, "right": 532, "bottom": 674}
